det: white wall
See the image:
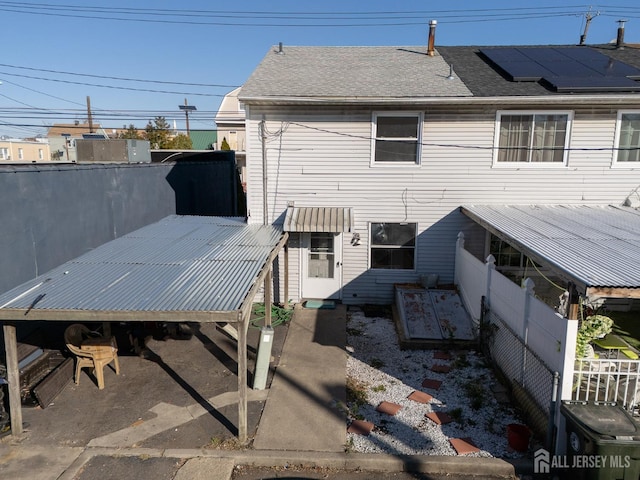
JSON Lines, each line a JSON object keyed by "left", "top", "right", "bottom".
{"left": 246, "top": 104, "right": 640, "bottom": 304}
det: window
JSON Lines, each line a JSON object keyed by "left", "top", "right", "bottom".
{"left": 490, "top": 234, "right": 528, "bottom": 268}
{"left": 370, "top": 222, "right": 416, "bottom": 269}
{"left": 372, "top": 113, "right": 421, "bottom": 164}
{"left": 38, "top": 149, "right": 44, "bottom": 160}
{"left": 0, "top": 148, "right": 7, "bottom": 160}
{"left": 308, "top": 233, "right": 335, "bottom": 279}
{"left": 18, "top": 148, "right": 23, "bottom": 160}
{"left": 616, "top": 112, "right": 640, "bottom": 163}
{"left": 495, "top": 112, "right": 570, "bottom": 164}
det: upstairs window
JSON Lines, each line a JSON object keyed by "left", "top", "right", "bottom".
{"left": 495, "top": 112, "right": 570, "bottom": 165}
{"left": 372, "top": 113, "right": 421, "bottom": 164}
{"left": 616, "top": 112, "right": 640, "bottom": 163}
{"left": 370, "top": 222, "right": 417, "bottom": 270}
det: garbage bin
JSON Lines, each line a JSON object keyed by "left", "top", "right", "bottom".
{"left": 561, "top": 401, "right": 640, "bottom": 480}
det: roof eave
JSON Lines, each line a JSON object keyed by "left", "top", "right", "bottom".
{"left": 239, "top": 93, "right": 640, "bottom": 107}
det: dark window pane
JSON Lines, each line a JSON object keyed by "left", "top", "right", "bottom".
{"left": 310, "top": 233, "right": 334, "bottom": 253}
{"left": 371, "top": 248, "right": 415, "bottom": 269}
{"left": 374, "top": 140, "right": 418, "bottom": 162}
{"left": 376, "top": 116, "right": 418, "bottom": 138}
{"left": 371, "top": 223, "right": 416, "bottom": 246}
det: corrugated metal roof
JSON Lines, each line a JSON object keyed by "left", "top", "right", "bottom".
{"left": 283, "top": 206, "right": 353, "bottom": 233}
{"left": 461, "top": 205, "right": 640, "bottom": 290}
{"left": 0, "top": 215, "right": 285, "bottom": 317}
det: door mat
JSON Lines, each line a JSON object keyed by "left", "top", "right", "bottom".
{"left": 303, "top": 300, "right": 336, "bottom": 309}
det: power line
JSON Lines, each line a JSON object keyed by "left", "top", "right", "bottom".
{"left": 0, "top": 63, "right": 238, "bottom": 89}
{"left": 0, "top": 78, "right": 85, "bottom": 106}
{"left": 287, "top": 121, "right": 640, "bottom": 153}
{"left": 0, "top": 71, "right": 226, "bottom": 96}
{"left": 0, "top": 3, "right": 603, "bottom": 27}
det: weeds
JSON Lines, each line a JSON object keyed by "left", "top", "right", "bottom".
{"left": 347, "top": 376, "right": 368, "bottom": 419}
{"left": 448, "top": 407, "right": 464, "bottom": 424}
{"left": 369, "top": 358, "right": 385, "bottom": 369}
{"left": 464, "top": 380, "right": 485, "bottom": 410}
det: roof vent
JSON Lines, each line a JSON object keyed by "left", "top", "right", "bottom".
{"left": 447, "top": 64, "right": 455, "bottom": 80}
{"left": 276, "top": 42, "right": 284, "bottom": 55}
{"left": 617, "top": 19, "right": 627, "bottom": 49}
{"left": 427, "top": 20, "right": 437, "bottom": 57}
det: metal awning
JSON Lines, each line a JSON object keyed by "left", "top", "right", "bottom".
{"left": 0, "top": 215, "right": 289, "bottom": 443}
{"left": 461, "top": 204, "right": 640, "bottom": 299}
{"left": 283, "top": 206, "right": 353, "bottom": 233}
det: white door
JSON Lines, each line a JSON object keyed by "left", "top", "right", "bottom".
{"left": 301, "top": 233, "right": 342, "bottom": 300}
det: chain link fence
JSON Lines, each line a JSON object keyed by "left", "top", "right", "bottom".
{"left": 481, "top": 308, "right": 558, "bottom": 439}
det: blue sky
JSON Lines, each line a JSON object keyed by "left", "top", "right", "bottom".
{"left": 0, "top": 1, "right": 639, "bottom": 138}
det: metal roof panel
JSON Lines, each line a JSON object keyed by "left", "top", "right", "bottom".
{"left": 0, "top": 216, "right": 285, "bottom": 316}
{"left": 462, "top": 204, "right": 640, "bottom": 290}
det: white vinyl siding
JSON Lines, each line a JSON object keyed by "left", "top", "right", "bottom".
{"left": 615, "top": 111, "right": 640, "bottom": 164}
{"left": 494, "top": 111, "right": 571, "bottom": 166}
{"left": 245, "top": 105, "right": 639, "bottom": 304}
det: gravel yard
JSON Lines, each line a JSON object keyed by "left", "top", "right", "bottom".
{"left": 345, "top": 306, "right": 530, "bottom": 458}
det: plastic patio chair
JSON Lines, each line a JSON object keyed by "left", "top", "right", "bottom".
{"left": 64, "top": 324, "right": 120, "bottom": 390}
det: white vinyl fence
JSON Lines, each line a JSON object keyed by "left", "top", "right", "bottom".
{"left": 455, "top": 232, "right": 579, "bottom": 452}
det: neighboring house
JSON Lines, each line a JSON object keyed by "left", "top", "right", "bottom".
{"left": 215, "top": 87, "right": 246, "bottom": 151}
{"left": 0, "top": 138, "right": 50, "bottom": 162}
{"left": 215, "top": 87, "right": 247, "bottom": 189}
{"left": 239, "top": 40, "right": 640, "bottom": 307}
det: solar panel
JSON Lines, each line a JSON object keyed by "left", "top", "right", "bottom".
{"left": 481, "top": 48, "right": 547, "bottom": 81}
{"left": 547, "top": 76, "right": 640, "bottom": 93}
{"left": 480, "top": 46, "right": 640, "bottom": 92}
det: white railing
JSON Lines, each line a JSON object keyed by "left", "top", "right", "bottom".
{"left": 573, "top": 358, "right": 640, "bottom": 413}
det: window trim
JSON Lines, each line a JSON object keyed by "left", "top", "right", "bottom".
{"left": 613, "top": 110, "right": 640, "bottom": 167}
{"left": 368, "top": 221, "right": 418, "bottom": 271}
{"left": 370, "top": 111, "right": 423, "bottom": 167}
{"left": 492, "top": 110, "right": 573, "bottom": 167}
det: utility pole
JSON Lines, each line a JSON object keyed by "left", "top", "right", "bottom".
{"left": 86, "top": 96, "right": 94, "bottom": 133}
{"left": 579, "top": 8, "right": 600, "bottom": 45}
{"left": 178, "top": 98, "right": 196, "bottom": 137}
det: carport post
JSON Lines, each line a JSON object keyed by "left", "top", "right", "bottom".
{"left": 2, "top": 322, "right": 22, "bottom": 435}
{"left": 238, "top": 311, "right": 249, "bottom": 443}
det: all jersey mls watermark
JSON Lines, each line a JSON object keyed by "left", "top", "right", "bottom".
{"left": 534, "top": 448, "right": 632, "bottom": 474}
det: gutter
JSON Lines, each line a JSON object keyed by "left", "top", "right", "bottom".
{"left": 238, "top": 94, "right": 640, "bottom": 107}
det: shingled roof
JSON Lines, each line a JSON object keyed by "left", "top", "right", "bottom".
{"left": 240, "top": 45, "right": 472, "bottom": 101}
{"left": 241, "top": 43, "right": 640, "bottom": 102}
{"left": 438, "top": 44, "right": 640, "bottom": 97}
